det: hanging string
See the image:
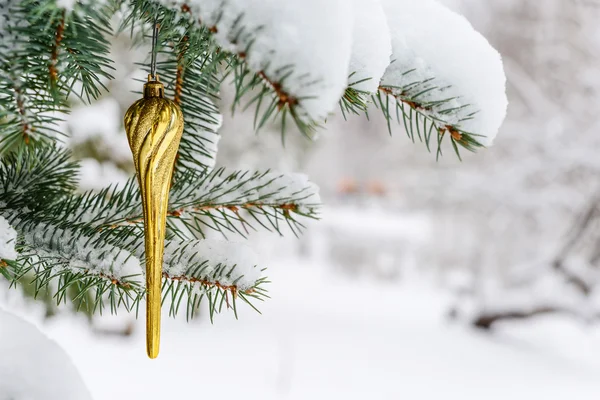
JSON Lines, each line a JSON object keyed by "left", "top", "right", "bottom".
{"left": 149, "top": 18, "right": 160, "bottom": 81}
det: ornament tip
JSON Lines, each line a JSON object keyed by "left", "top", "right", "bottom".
{"left": 147, "top": 342, "right": 160, "bottom": 359}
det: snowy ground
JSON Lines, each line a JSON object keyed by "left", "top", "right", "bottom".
{"left": 6, "top": 259, "right": 600, "bottom": 399}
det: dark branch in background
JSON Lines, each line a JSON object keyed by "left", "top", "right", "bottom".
{"left": 552, "top": 194, "right": 600, "bottom": 295}
{"left": 469, "top": 193, "right": 600, "bottom": 329}
{"left": 472, "top": 307, "right": 568, "bottom": 330}
{"left": 554, "top": 194, "right": 600, "bottom": 267}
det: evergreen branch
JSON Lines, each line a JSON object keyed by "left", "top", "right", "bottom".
{"left": 0, "top": 0, "right": 116, "bottom": 152}
{"left": 161, "top": 238, "right": 267, "bottom": 320}
{"left": 2, "top": 198, "right": 267, "bottom": 319}
{"left": 4, "top": 257, "right": 141, "bottom": 315}
{"left": 226, "top": 56, "right": 319, "bottom": 140}
{"left": 0, "top": 147, "right": 319, "bottom": 246}
{"left": 3, "top": 239, "right": 267, "bottom": 320}
{"left": 337, "top": 68, "right": 488, "bottom": 159}
{"left": 173, "top": 35, "right": 189, "bottom": 106}
{"left": 167, "top": 168, "right": 320, "bottom": 238}
{"left": 339, "top": 74, "right": 371, "bottom": 120}
{"left": 376, "top": 69, "right": 485, "bottom": 159}
{"left": 0, "top": 146, "right": 78, "bottom": 211}
{"left": 342, "top": 72, "right": 486, "bottom": 161}
{"left": 0, "top": 147, "right": 314, "bottom": 319}
{"left": 58, "top": 2, "right": 115, "bottom": 102}
{"left": 128, "top": 1, "right": 320, "bottom": 142}
{"left": 158, "top": 45, "right": 223, "bottom": 173}
{"left": 48, "top": 169, "right": 319, "bottom": 240}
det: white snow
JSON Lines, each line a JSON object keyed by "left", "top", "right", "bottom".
{"left": 23, "top": 221, "right": 143, "bottom": 284}
{"left": 473, "top": 270, "right": 594, "bottom": 319}
{"left": 380, "top": 0, "right": 508, "bottom": 145}
{"left": 152, "top": 0, "right": 507, "bottom": 140}
{"left": 319, "top": 205, "right": 431, "bottom": 244}
{"left": 160, "top": 0, "right": 353, "bottom": 122}
{"left": 0, "top": 308, "right": 92, "bottom": 400}
{"left": 56, "top": 0, "right": 77, "bottom": 11}
{"left": 163, "top": 238, "right": 261, "bottom": 289}
{"left": 255, "top": 173, "right": 321, "bottom": 213}
{"left": 67, "top": 97, "right": 132, "bottom": 164}
{"left": 0, "top": 216, "right": 17, "bottom": 260}
{"left": 67, "top": 98, "right": 120, "bottom": 144}
{"left": 67, "top": 97, "right": 132, "bottom": 166}
{"left": 347, "top": 0, "right": 392, "bottom": 93}
{"left": 79, "top": 158, "right": 130, "bottom": 191}
{"left": 8, "top": 261, "right": 600, "bottom": 400}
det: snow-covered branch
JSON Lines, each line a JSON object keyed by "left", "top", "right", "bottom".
{"left": 378, "top": 0, "right": 507, "bottom": 152}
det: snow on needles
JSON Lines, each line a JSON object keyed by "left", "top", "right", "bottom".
{"left": 348, "top": 0, "right": 392, "bottom": 93}
{"left": 161, "top": 0, "right": 353, "bottom": 122}
{"left": 154, "top": 0, "right": 506, "bottom": 144}
{"left": 55, "top": 0, "right": 78, "bottom": 11}
{"left": 164, "top": 239, "right": 261, "bottom": 290}
{"left": 171, "top": 171, "right": 321, "bottom": 215}
{"left": 22, "top": 221, "right": 143, "bottom": 285}
{"left": 0, "top": 216, "right": 17, "bottom": 260}
{"left": 0, "top": 308, "right": 93, "bottom": 400}
{"left": 380, "top": 0, "right": 508, "bottom": 145}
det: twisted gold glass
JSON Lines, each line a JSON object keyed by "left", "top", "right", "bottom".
{"left": 124, "top": 75, "right": 184, "bottom": 359}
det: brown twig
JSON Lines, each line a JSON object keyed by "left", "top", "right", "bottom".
{"left": 378, "top": 86, "right": 464, "bottom": 143}
{"left": 13, "top": 86, "right": 31, "bottom": 143}
{"left": 258, "top": 71, "right": 298, "bottom": 109}
{"left": 91, "top": 271, "right": 133, "bottom": 289}
{"left": 165, "top": 272, "right": 251, "bottom": 296}
{"left": 174, "top": 36, "right": 189, "bottom": 106}
{"left": 106, "top": 202, "right": 301, "bottom": 229}
{"left": 49, "top": 11, "right": 66, "bottom": 85}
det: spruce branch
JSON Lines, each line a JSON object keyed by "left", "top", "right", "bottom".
{"left": 226, "top": 59, "right": 319, "bottom": 140}
{"left": 0, "top": 0, "right": 116, "bottom": 153}
{"left": 339, "top": 73, "right": 372, "bottom": 119}
{"left": 128, "top": 1, "right": 320, "bottom": 140}
{"left": 58, "top": 1, "right": 115, "bottom": 102}
{"left": 2, "top": 209, "right": 268, "bottom": 319}
{"left": 376, "top": 68, "right": 485, "bottom": 159}
{"left": 0, "top": 146, "right": 317, "bottom": 318}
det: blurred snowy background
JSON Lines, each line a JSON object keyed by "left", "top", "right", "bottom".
{"left": 3, "top": 0, "right": 600, "bottom": 398}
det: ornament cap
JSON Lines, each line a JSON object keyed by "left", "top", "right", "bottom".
{"left": 144, "top": 74, "right": 164, "bottom": 99}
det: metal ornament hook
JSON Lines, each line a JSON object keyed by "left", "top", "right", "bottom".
{"left": 149, "top": 18, "right": 160, "bottom": 81}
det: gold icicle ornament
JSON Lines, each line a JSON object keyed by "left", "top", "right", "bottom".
{"left": 124, "top": 74, "right": 184, "bottom": 358}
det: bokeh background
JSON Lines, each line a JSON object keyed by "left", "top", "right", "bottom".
{"left": 3, "top": 0, "right": 600, "bottom": 398}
